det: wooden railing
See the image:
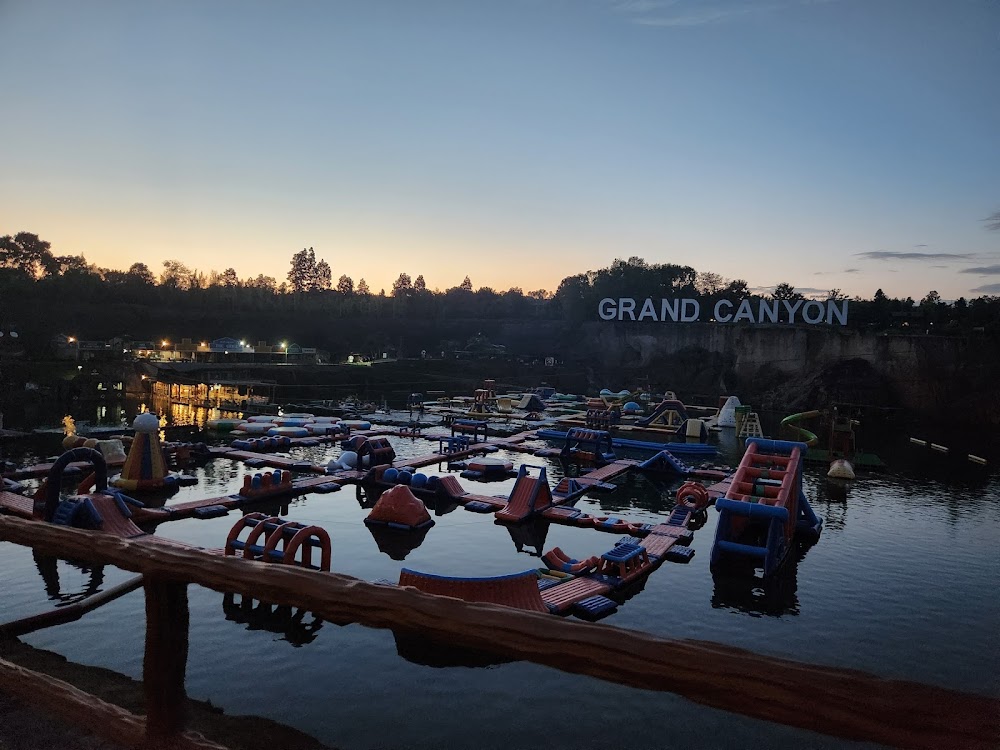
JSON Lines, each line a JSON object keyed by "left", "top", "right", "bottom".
{"left": 0, "top": 515, "right": 997, "bottom": 750}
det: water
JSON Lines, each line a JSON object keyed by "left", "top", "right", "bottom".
{"left": 1, "top": 426, "right": 998, "bottom": 749}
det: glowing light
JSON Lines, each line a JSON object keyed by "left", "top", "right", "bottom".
{"left": 161, "top": 340, "right": 169, "bottom": 346}
{"left": 67, "top": 336, "right": 76, "bottom": 343}
{"left": 280, "top": 342, "right": 287, "bottom": 349}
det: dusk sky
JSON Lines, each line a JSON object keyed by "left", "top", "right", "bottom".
{"left": 2, "top": 0, "right": 998, "bottom": 300}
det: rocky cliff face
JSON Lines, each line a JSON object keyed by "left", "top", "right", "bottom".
{"left": 532, "top": 322, "right": 1000, "bottom": 424}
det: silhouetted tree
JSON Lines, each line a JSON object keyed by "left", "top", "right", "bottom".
{"left": 315, "top": 260, "right": 332, "bottom": 290}
{"left": 391, "top": 273, "right": 412, "bottom": 297}
{"left": 46, "top": 255, "right": 91, "bottom": 276}
{"left": 357, "top": 278, "right": 370, "bottom": 295}
{"left": 127, "top": 262, "right": 155, "bottom": 285}
{"left": 0, "top": 232, "right": 54, "bottom": 277}
{"left": 726, "top": 279, "right": 750, "bottom": 298}
{"left": 247, "top": 274, "right": 277, "bottom": 292}
{"left": 414, "top": 274, "right": 427, "bottom": 292}
{"left": 337, "top": 274, "right": 354, "bottom": 294}
{"left": 696, "top": 271, "right": 726, "bottom": 295}
{"left": 460, "top": 276, "right": 472, "bottom": 291}
{"left": 218, "top": 268, "right": 239, "bottom": 287}
{"left": 772, "top": 282, "right": 801, "bottom": 301}
{"left": 160, "top": 260, "right": 192, "bottom": 290}
{"left": 287, "top": 247, "right": 317, "bottom": 293}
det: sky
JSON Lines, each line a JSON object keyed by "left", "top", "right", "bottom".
{"left": 1, "top": 0, "right": 999, "bottom": 300}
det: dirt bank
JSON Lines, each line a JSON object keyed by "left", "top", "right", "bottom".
{"left": 0, "top": 639, "right": 332, "bottom": 750}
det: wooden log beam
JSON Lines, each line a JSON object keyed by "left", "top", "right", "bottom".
{"left": 0, "top": 656, "right": 226, "bottom": 750}
{"left": 1, "top": 515, "right": 998, "bottom": 750}
{"left": 0, "top": 575, "right": 144, "bottom": 639}
{"left": 143, "top": 578, "right": 190, "bottom": 742}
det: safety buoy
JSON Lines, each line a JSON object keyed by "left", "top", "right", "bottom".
{"left": 676, "top": 481, "right": 710, "bottom": 511}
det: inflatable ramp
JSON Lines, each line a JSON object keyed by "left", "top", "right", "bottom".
{"left": 711, "top": 438, "right": 822, "bottom": 577}
{"left": 495, "top": 465, "right": 554, "bottom": 522}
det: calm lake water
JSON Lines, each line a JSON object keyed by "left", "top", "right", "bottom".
{"left": 1, "top": 418, "right": 998, "bottom": 750}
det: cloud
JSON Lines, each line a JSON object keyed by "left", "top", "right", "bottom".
{"left": 795, "top": 287, "right": 832, "bottom": 296}
{"left": 855, "top": 251, "right": 974, "bottom": 261}
{"left": 970, "top": 283, "right": 1000, "bottom": 294}
{"left": 843, "top": 268, "right": 860, "bottom": 273}
{"left": 608, "top": 0, "right": 679, "bottom": 12}
{"left": 960, "top": 264, "right": 1000, "bottom": 275}
{"left": 608, "top": 0, "right": 835, "bottom": 28}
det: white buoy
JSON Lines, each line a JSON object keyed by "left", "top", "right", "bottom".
{"left": 930, "top": 443, "right": 949, "bottom": 453}
{"left": 969, "top": 454, "right": 987, "bottom": 465}
{"left": 909, "top": 437, "right": 927, "bottom": 446}
{"left": 827, "top": 458, "right": 856, "bottom": 480}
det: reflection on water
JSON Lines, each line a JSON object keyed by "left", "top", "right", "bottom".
{"left": 221, "top": 593, "right": 324, "bottom": 647}
{"left": 710, "top": 547, "right": 807, "bottom": 618}
{"left": 365, "top": 523, "right": 432, "bottom": 560}
{"left": 33, "top": 551, "right": 105, "bottom": 607}
{"left": 149, "top": 395, "right": 243, "bottom": 430}
{"left": 503, "top": 517, "right": 549, "bottom": 557}
{"left": 392, "top": 628, "right": 514, "bottom": 669}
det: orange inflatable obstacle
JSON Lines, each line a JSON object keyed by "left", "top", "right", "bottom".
{"left": 494, "top": 465, "right": 554, "bottom": 522}
{"left": 364, "top": 485, "right": 434, "bottom": 531}
{"left": 398, "top": 568, "right": 548, "bottom": 612}
{"left": 225, "top": 512, "right": 331, "bottom": 571}
{"left": 541, "top": 547, "right": 599, "bottom": 575}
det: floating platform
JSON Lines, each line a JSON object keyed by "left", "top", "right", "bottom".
{"left": 534, "top": 429, "right": 717, "bottom": 457}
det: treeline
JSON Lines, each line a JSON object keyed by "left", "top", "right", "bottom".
{"left": 2, "top": 233, "right": 999, "bottom": 357}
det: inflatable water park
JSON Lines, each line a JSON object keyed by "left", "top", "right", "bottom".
{"left": 0, "top": 397, "right": 839, "bottom": 628}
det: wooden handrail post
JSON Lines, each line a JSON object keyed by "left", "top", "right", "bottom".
{"left": 144, "top": 577, "right": 190, "bottom": 744}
